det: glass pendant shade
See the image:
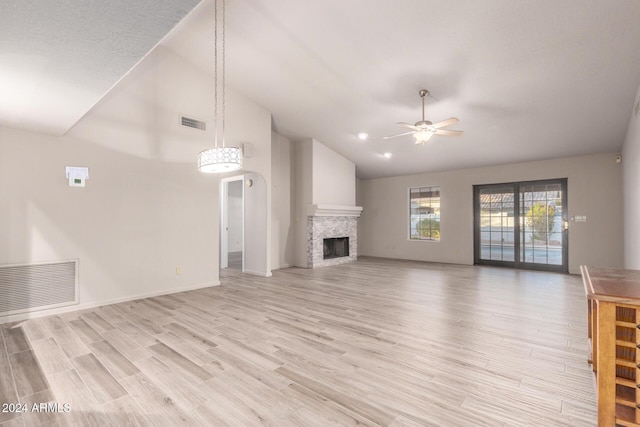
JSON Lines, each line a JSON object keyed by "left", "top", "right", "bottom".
{"left": 198, "top": 146, "right": 243, "bottom": 173}
{"left": 414, "top": 129, "right": 433, "bottom": 144}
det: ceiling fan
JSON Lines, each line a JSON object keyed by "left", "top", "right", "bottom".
{"left": 384, "top": 89, "right": 463, "bottom": 144}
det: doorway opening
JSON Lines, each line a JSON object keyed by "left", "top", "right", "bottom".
{"left": 473, "top": 178, "right": 568, "bottom": 273}
{"left": 221, "top": 176, "right": 244, "bottom": 271}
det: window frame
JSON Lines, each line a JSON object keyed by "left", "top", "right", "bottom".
{"left": 408, "top": 185, "right": 441, "bottom": 242}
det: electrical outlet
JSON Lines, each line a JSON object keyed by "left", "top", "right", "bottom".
{"left": 176, "top": 266, "right": 182, "bottom": 275}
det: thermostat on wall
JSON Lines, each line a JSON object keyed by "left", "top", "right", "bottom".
{"left": 66, "top": 166, "right": 89, "bottom": 187}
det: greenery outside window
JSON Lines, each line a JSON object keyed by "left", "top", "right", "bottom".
{"left": 409, "top": 186, "right": 440, "bottom": 241}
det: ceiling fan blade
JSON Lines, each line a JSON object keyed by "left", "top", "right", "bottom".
{"left": 383, "top": 130, "right": 415, "bottom": 139}
{"left": 434, "top": 129, "right": 464, "bottom": 136}
{"left": 396, "top": 122, "right": 419, "bottom": 130}
{"left": 432, "top": 117, "right": 459, "bottom": 129}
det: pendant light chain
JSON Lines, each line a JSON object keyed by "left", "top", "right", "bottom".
{"left": 213, "top": 0, "right": 218, "bottom": 148}
{"left": 196, "top": 0, "right": 242, "bottom": 173}
{"left": 221, "top": 0, "right": 226, "bottom": 148}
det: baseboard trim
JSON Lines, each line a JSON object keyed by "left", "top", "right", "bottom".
{"left": 0, "top": 280, "right": 219, "bottom": 325}
{"left": 243, "top": 269, "right": 272, "bottom": 277}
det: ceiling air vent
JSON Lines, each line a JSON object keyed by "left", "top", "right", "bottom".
{"left": 181, "top": 115, "right": 206, "bottom": 131}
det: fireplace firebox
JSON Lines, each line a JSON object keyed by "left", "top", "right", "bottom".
{"left": 323, "top": 237, "right": 349, "bottom": 260}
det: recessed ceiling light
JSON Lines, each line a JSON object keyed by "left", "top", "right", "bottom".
{"left": 357, "top": 132, "right": 368, "bottom": 140}
{"left": 383, "top": 152, "right": 392, "bottom": 158}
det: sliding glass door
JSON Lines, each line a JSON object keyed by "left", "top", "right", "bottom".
{"left": 474, "top": 179, "right": 568, "bottom": 272}
{"left": 477, "top": 184, "right": 516, "bottom": 263}
{"left": 519, "top": 181, "right": 566, "bottom": 268}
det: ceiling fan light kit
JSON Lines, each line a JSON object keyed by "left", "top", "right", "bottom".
{"left": 414, "top": 129, "right": 432, "bottom": 144}
{"left": 384, "top": 89, "right": 463, "bottom": 145}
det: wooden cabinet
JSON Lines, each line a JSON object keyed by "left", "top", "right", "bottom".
{"left": 582, "top": 266, "right": 640, "bottom": 426}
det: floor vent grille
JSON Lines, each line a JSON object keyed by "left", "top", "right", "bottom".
{"left": 0, "top": 260, "right": 78, "bottom": 317}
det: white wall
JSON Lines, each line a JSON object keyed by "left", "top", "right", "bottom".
{"left": 293, "top": 139, "right": 313, "bottom": 267}
{"left": 224, "top": 91, "right": 272, "bottom": 277}
{"left": 0, "top": 45, "right": 272, "bottom": 322}
{"left": 358, "top": 153, "right": 623, "bottom": 274}
{"left": 243, "top": 172, "right": 270, "bottom": 276}
{"left": 623, "top": 84, "right": 640, "bottom": 268}
{"left": 271, "top": 132, "right": 294, "bottom": 269}
{"left": 312, "top": 139, "right": 356, "bottom": 205}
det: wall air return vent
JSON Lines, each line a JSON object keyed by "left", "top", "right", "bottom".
{"left": 0, "top": 260, "right": 78, "bottom": 318}
{"left": 180, "top": 115, "right": 206, "bottom": 131}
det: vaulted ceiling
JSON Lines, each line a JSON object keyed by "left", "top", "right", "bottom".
{"left": 3, "top": 0, "right": 640, "bottom": 178}
{"left": 0, "top": 0, "right": 201, "bottom": 136}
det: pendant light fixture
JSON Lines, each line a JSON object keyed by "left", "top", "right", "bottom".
{"left": 197, "top": 0, "right": 242, "bottom": 173}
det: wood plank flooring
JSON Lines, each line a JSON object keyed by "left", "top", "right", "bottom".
{"left": 0, "top": 257, "right": 596, "bottom": 426}
{"left": 228, "top": 251, "right": 243, "bottom": 270}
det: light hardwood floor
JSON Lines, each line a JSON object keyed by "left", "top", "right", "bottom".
{"left": 227, "top": 251, "right": 243, "bottom": 271}
{"left": 0, "top": 257, "right": 596, "bottom": 426}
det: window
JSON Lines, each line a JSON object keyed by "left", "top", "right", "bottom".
{"left": 409, "top": 186, "right": 440, "bottom": 241}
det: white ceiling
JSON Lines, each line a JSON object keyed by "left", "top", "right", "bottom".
{"left": 0, "top": 0, "right": 200, "bottom": 136}
{"left": 3, "top": 0, "right": 640, "bottom": 178}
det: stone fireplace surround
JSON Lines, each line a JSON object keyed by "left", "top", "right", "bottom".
{"left": 306, "top": 204, "right": 363, "bottom": 269}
